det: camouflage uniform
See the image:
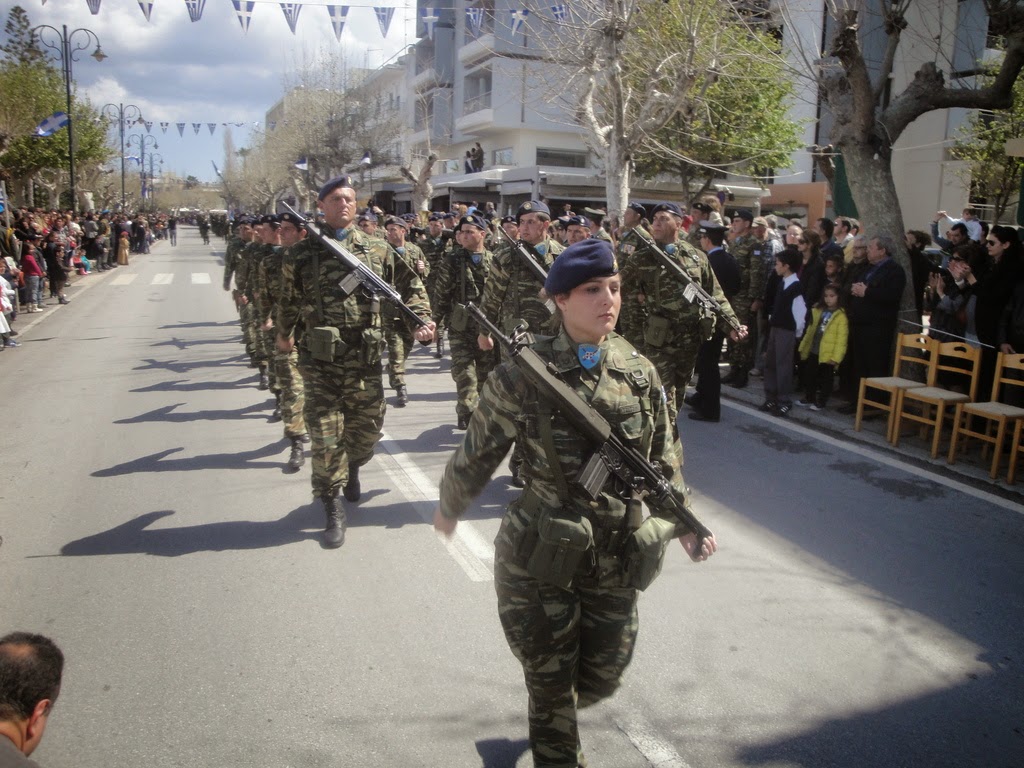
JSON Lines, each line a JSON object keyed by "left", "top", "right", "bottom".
{"left": 614, "top": 227, "right": 642, "bottom": 266}
{"left": 478, "top": 237, "right": 564, "bottom": 337}
{"left": 439, "top": 328, "right": 696, "bottom": 768}
{"left": 251, "top": 242, "right": 281, "bottom": 394}
{"left": 384, "top": 240, "right": 428, "bottom": 392}
{"left": 431, "top": 245, "right": 499, "bottom": 420}
{"left": 256, "top": 244, "right": 306, "bottom": 440}
{"left": 223, "top": 233, "right": 256, "bottom": 363}
{"left": 276, "top": 228, "right": 431, "bottom": 499}
{"left": 619, "top": 235, "right": 738, "bottom": 445}
{"left": 725, "top": 233, "right": 764, "bottom": 375}
{"left": 236, "top": 241, "right": 272, "bottom": 376}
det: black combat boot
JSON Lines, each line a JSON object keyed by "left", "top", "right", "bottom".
{"left": 343, "top": 462, "right": 361, "bottom": 501}
{"left": 269, "top": 393, "right": 282, "bottom": 422}
{"left": 258, "top": 366, "right": 269, "bottom": 390}
{"left": 434, "top": 333, "right": 444, "bottom": 359}
{"left": 395, "top": 385, "right": 409, "bottom": 407}
{"left": 287, "top": 438, "right": 305, "bottom": 471}
{"left": 456, "top": 411, "right": 470, "bottom": 430}
{"left": 322, "top": 494, "right": 346, "bottom": 548}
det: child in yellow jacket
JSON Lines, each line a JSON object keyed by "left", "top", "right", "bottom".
{"left": 797, "top": 283, "right": 848, "bottom": 410}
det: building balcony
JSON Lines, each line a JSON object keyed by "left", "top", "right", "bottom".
{"left": 455, "top": 91, "right": 493, "bottom": 134}
{"left": 459, "top": 33, "right": 495, "bottom": 66}
{"left": 412, "top": 65, "right": 442, "bottom": 92}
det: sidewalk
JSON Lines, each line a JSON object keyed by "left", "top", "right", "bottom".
{"left": 714, "top": 372, "right": 1024, "bottom": 502}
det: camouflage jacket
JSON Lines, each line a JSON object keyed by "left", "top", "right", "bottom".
{"left": 439, "top": 329, "right": 694, "bottom": 555}
{"left": 431, "top": 247, "right": 493, "bottom": 326}
{"left": 276, "top": 227, "right": 430, "bottom": 340}
{"left": 222, "top": 235, "right": 245, "bottom": 290}
{"left": 421, "top": 235, "right": 452, "bottom": 274}
{"left": 619, "top": 235, "right": 738, "bottom": 343}
{"left": 478, "top": 237, "right": 564, "bottom": 335}
{"left": 234, "top": 241, "right": 264, "bottom": 300}
{"left": 255, "top": 245, "right": 286, "bottom": 324}
{"left": 727, "top": 233, "right": 766, "bottom": 305}
{"left": 615, "top": 227, "right": 643, "bottom": 265}
{"left": 384, "top": 240, "right": 429, "bottom": 322}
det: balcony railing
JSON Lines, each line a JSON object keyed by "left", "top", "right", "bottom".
{"left": 462, "top": 90, "right": 492, "bottom": 115}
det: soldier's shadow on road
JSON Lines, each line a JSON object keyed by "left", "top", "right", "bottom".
{"left": 114, "top": 402, "right": 271, "bottom": 424}
{"left": 58, "top": 507, "right": 321, "bottom": 557}
{"left": 130, "top": 377, "right": 258, "bottom": 393}
{"left": 475, "top": 737, "right": 530, "bottom": 768}
{"left": 150, "top": 336, "right": 238, "bottom": 350}
{"left": 91, "top": 441, "right": 284, "bottom": 476}
{"left": 159, "top": 321, "right": 238, "bottom": 330}
{"left": 385, "top": 424, "right": 462, "bottom": 453}
{"left": 133, "top": 356, "right": 248, "bottom": 374}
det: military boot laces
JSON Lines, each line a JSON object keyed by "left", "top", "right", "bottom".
{"left": 287, "top": 438, "right": 305, "bottom": 471}
{"left": 322, "top": 495, "right": 346, "bottom": 548}
{"left": 343, "top": 462, "right": 361, "bottom": 502}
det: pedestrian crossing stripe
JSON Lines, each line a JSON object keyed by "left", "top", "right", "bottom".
{"left": 111, "top": 274, "right": 137, "bottom": 286}
{"left": 151, "top": 273, "right": 174, "bottom": 285}
{"left": 191, "top": 273, "right": 211, "bottom": 284}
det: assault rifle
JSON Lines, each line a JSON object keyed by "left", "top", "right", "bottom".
{"left": 494, "top": 226, "right": 555, "bottom": 315}
{"left": 466, "top": 302, "right": 712, "bottom": 541}
{"left": 633, "top": 227, "right": 743, "bottom": 335}
{"left": 280, "top": 202, "right": 430, "bottom": 333}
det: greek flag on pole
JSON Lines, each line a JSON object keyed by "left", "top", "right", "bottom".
{"left": 374, "top": 6, "right": 394, "bottom": 38}
{"left": 360, "top": 151, "right": 372, "bottom": 166}
{"left": 34, "top": 112, "right": 69, "bottom": 137}
{"left": 421, "top": 7, "right": 439, "bottom": 39}
{"left": 184, "top": 0, "right": 206, "bottom": 23}
{"left": 551, "top": 4, "right": 567, "bottom": 21}
{"left": 232, "top": 0, "right": 255, "bottom": 33}
{"left": 466, "top": 7, "right": 483, "bottom": 36}
{"left": 509, "top": 8, "right": 529, "bottom": 36}
{"left": 327, "top": 5, "right": 349, "bottom": 41}
{"left": 280, "top": 3, "right": 302, "bottom": 35}
{"left": 295, "top": 157, "right": 309, "bottom": 171}
{"left": 137, "top": 0, "right": 153, "bottom": 21}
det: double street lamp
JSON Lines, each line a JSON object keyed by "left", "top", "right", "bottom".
{"left": 32, "top": 24, "right": 107, "bottom": 214}
{"left": 146, "top": 152, "right": 164, "bottom": 208}
{"left": 101, "top": 103, "right": 143, "bottom": 212}
{"left": 126, "top": 133, "right": 157, "bottom": 208}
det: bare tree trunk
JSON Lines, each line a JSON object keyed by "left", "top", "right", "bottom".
{"left": 605, "top": 134, "right": 630, "bottom": 218}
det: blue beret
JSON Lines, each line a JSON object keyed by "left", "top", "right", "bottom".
{"left": 278, "top": 212, "right": 303, "bottom": 228}
{"left": 259, "top": 214, "right": 279, "bottom": 226}
{"left": 544, "top": 239, "right": 618, "bottom": 295}
{"left": 734, "top": 209, "right": 754, "bottom": 223}
{"left": 459, "top": 214, "right": 487, "bottom": 231}
{"left": 357, "top": 208, "right": 377, "bottom": 223}
{"left": 627, "top": 202, "right": 646, "bottom": 216}
{"left": 318, "top": 175, "right": 354, "bottom": 200}
{"left": 401, "top": 213, "right": 418, "bottom": 222}
{"left": 517, "top": 200, "right": 550, "bottom": 221}
{"left": 501, "top": 215, "right": 516, "bottom": 224}
{"left": 428, "top": 213, "right": 444, "bottom": 222}
{"left": 652, "top": 202, "right": 683, "bottom": 218}
{"left": 385, "top": 216, "right": 408, "bottom": 229}
{"left": 565, "top": 215, "right": 589, "bottom": 228}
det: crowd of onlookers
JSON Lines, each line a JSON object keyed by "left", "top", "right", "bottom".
{"left": 0, "top": 207, "right": 180, "bottom": 351}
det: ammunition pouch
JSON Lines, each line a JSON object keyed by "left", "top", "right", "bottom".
{"left": 698, "top": 315, "right": 715, "bottom": 340}
{"left": 644, "top": 315, "right": 671, "bottom": 348}
{"left": 450, "top": 303, "right": 470, "bottom": 333}
{"left": 361, "top": 327, "right": 385, "bottom": 367}
{"left": 308, "top": 326, "right": 346, "bottom": 363}
{"left": 622, "top": 516, "right": 676, "bottom": 591}
{"left": 523, "top": 507, "right": 595, "bottom": 590}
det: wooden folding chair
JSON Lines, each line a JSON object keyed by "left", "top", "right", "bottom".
{"left": 855, "top": 333, "right": 938, "bottom": 442}
{"left": 947, "top": 353, "right": 1024, "bottom": 479}
{"left": 892, "top": 342, "right": 981, "bottom": 457}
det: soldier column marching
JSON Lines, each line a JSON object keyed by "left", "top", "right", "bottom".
{"left": 275, "top": 176, "right": 435, "bottom": 548}
{"left": 722, "top": 209, "right": 765, "bottom": 389}
{"left": 383, "top": 216, "right": 429, "bottom": 408}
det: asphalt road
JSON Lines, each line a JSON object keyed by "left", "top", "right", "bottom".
{"left": 1, "top": 227, "right": 1021, "bottom": 768}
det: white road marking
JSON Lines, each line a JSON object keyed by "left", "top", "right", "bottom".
{"left": 111, "top": 273, "right": 137, "bottom": 286}
{"left": 724, "top": 400, "right": 1023, "bottom": 514}
{"left": 191, "top": 272, "right": 211, "bottom": 284}
{"left": 378, "top": 432, "right": 494, "bottom": 582}
{"left": 151, "top": 273, "right": 173, "bottom": 285}
{"left": 615, "top": 717, "right": 693, "bottom": 768}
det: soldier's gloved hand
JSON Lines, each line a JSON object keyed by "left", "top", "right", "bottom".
{"left": 679, "top": 531, "right": 717, "bottom": 563}
{"left": 414, "top": 321, "right": 437, "bottom": 344}
{"left": 433, "top": 507, "right": 457, "bottom": 537}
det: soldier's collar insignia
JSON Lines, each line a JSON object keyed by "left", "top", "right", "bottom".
{"left": 578, "top": 343, "right": 601, "bottom": 370}
{"left": 471, "top": 252, "right": 482, "bottom": 265}
{"left": 664, "top": 243, "right": 677, "bottom": 255}
{"left": 534, "top": 242, "right": 547, "bottom": 256}
{"left": 334, "top": 227, "right": 350, "bottom": 240}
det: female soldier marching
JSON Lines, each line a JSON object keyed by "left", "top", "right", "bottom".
{"left": 435, "top": 239, "right": 717, "bottom": 767}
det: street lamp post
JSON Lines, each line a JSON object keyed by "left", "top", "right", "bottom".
{"left": 126, "top": 133, "right": 157, "bottom": 209}
{"left": 32, "top": 24, "right": 107, "bottom": 214}
{"left": 101, "top": 103, "right": 143, "bottom": 212}
{"left": 146, "top": 153, "right": 164, "bottom": 209}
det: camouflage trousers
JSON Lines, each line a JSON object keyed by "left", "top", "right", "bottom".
{"left": 643, "top": 335, "right": 701, "bottom": 448}
{"left": 448, "top": 330, "right": 499, "bottom": 418}
{"left": 299, "top": 353, "right": 385, "bottom": 498}
{"left": 384, "top": 319, "right": 415, "bottom": 390}
{"left": 238, "top": 302, "right": 256, "bottom": 361}
{"left": 726, "top": 301, "right": 756, "bottom": 372}
{"left": 495, "top": 554, "right": 639, "bottom": 768}
{"left": 260, "top": 327, "right": 280, "bottom": 392}
{"left": 273, "top": 345, "right": 306, "bottom": 439}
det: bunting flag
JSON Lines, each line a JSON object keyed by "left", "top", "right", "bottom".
{"left": 34, "top": 112, "right": 68, "bottom": 137}
{"left": 144, "top": 121, "right": 153, "bottom": 133}
{"left": 192, "top": 123, "right": 202, "bottom": 134}
{"left": 421, "top": 7, "right": 438, "bottom": 39}
{"left": 160, "top": 121, "right": 169, "bottom": 133}
{"left": 233, "top": 122, "right": 245, "bottom": 127}
{"left": 509, "top": 8, "right": 529, "bottom": 36}
{"left": 374, "top": 6, "right": 394, "bottom": 38}
{"left": 86, "top": 0, "right": 102, "bottom": 15}
{"left": 550, "top": 4, "right": 567, "bottom": 22}
{"left": 137, "top": 0, "right": 153, "bottom": 21}
{"left": 232, "top": 0, "right": 255, "bottom": 33}
{"left": 295, "top": 157, "right": 308, "bottom": 171}
{"left": 466, "top": 6, "right": 483, "bottom": 36}
{"left": 327, "top": 5, "right": 349, "bottom": 41}
{"left": 207, "top": 123, "right": 217, "bottom": 135}
{"left": 176, "top": 122, "right": 185, "bottom": 136}
{"left": 184, "top": 0, "right": 206, "bottom": 23}
{"left": 280, "top": 2, "right": 302, "bottom": 34}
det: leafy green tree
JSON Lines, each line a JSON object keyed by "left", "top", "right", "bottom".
{"left": 951, "top": 62, "right": 1024, "bottom": 223}
{"left": 1, "top": 5, "right": 45, "bottom": 66}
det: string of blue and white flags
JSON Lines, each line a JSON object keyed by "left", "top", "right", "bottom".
{"left": 39, "top": 1, "right": 565, "bottom": 40}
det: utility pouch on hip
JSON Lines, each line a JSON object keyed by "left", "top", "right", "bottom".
{"left": 644, "top": 315, "right": 671, "bottom": 348}
{"left": 622, "top": 516, "right": 676, "bottom": 591}
{"left": 308, "top": 326, "right": 345, "bottom": 363}
{"left": 361, "top": 327, "right": 385, "bottom": 367}
{"left": 450, "top": 303, "right": 470, "bottom": 333}
{"left": 524, "top": 508, "right": 595, "bottom": 590}
{"left": 698, "top": 315, "right": 715, "bottom": 340}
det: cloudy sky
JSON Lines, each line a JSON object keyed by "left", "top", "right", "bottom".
{"left": 24, "top": 0, "right": 416, "bottom": 182}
